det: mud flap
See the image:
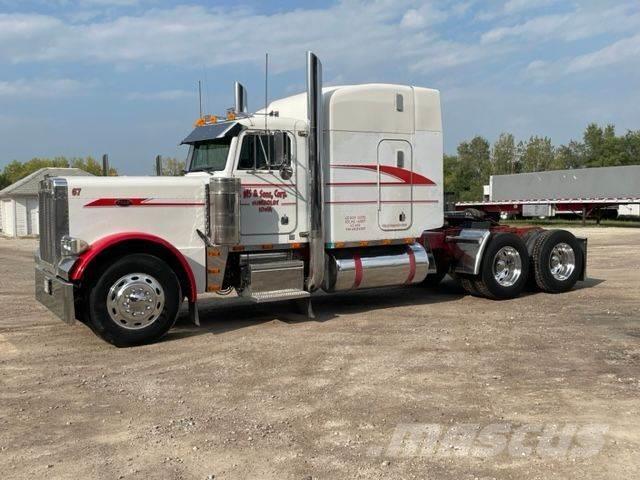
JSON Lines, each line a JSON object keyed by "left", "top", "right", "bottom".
{"left": 189, "top": 301, "right": 200, "bottom": 326}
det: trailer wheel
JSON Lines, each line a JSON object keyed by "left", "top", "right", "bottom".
{"left": 86, "top": 254, "right": 181, "bottom": 347}
{"left": 532, "top": 230, "right": 583, "bottom": 293}
{"left": 474, "top": 233, "right": 529, "bottom": 300}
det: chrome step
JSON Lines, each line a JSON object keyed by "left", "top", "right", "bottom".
{"left": 247, "top": 288, "right": 310, "bottom": 304}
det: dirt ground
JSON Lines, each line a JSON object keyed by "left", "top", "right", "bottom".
{"left": 1, "top": 227, "right": 639, "bottom": 479}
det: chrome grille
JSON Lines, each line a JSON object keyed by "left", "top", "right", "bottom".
{"left": 38, "top": 177, "right": 69, "bottom": 268}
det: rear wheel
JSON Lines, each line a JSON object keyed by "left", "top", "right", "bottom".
{"left": 532, "top": 229, "right": 583, "bottom": 293}
{"left": 86, "top": 254, "right": 181, "bottom": 347}
{"left": 473, "top": 233, "right": 530, "bottom": 300}
{"left": 458, "top": 274, "right": 480, "bottom": 296}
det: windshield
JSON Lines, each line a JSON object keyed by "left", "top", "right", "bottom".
{"left": 188, "top": 138, "right": 232, "bottom": 172}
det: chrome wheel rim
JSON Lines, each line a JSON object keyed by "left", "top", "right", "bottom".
{"left": 106, "top": 273, "right": 164, "bottom": 330}
{"left": 492, "top": 246, "right": 522, "bottom": 287}
{"left": 549, "top": 242, "right": 575, "bottom": 281}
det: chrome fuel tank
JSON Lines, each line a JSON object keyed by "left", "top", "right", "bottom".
{"left": 322, "top": 243, "right": 429, "bottom": 292}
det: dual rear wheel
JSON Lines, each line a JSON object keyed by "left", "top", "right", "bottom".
{"left": 459, "top": 230, "right": 582, "bottom": 300}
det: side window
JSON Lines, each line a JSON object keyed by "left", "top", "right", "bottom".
{"left": 237, "top": 132, "right": 292, "bottom": 171}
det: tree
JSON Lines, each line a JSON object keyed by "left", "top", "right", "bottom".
{"left": 453, "top": 136, "right": 491, "bottom": 201}
{"left": 0, "top": 156, "right": 117, "bottom": 189}
{"left": 71, "top": 157, "right": 117, "bottom": 176}
{"left": 158, "top": 157, "right": 186, "bottom": 176}
{"left": 491, "top": 133, "right": 516, "bottom": 175}
{"left": 621, "top": 130, "right": 640, "bottom": 166}
{"left": 553, "top": 140, "right": 585, "bottom": 170}
{"left": 519, "top": 136, "right": 554, "bottom": 172}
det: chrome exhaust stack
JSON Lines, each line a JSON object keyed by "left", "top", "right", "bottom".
{"left": 306, "top": 51, "right": 324, "bottom": 292}
{"left": 234, "top": 82, "right": 248, "bottom": 114}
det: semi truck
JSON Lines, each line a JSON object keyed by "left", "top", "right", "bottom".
{"left": 35, "top": 52, "right": 587, "bottom": 347}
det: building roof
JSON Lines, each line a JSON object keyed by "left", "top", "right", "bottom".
{"left": 0, "top": 168, "right": 93, "bottom": 198}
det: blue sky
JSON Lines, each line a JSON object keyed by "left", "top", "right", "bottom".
{"left": 1, "top": 0, "right": 639, "bottom": 174}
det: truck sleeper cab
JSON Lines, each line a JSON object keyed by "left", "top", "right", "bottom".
{"left": 34, "top": 52, "right": 587, "bottom": 347}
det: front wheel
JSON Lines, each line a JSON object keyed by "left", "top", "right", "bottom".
{"left": 86, "top": 254, "right": 182, "bottom": 347}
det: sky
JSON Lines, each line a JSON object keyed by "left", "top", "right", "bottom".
{"left": 0, "top": 0, "right": 639, "bottom": 174}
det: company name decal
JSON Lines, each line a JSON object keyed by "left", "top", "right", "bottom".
{"left": 242, "top": 188, "right": 293, "bottom": 213}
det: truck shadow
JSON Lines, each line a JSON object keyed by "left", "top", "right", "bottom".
{"left": 165, "top": 275, "right": 604, "bottom": 343}
{"left": 165, "top": 277, "right": 467, "bottom": 342}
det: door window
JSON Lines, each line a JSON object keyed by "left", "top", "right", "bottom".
{"left": 237, "top": 132, "right": 291, "bottom": 171}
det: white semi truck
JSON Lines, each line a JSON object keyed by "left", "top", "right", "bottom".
{"left": 35, "top": 52, "right": 587, "bottom": 346}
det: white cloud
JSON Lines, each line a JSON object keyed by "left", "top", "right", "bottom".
{"left": 0, "top": 2, "right": 476, "bottom": 76}
{"left": 400, "top": 4, "right": 447, "bottom": 29}
{"left": 0, "top": 78, "right": 89, "bottom": 98}
{"left": 566, "top": 33, "right": 640, "bottom": 73}
{"left": 126, "top": 89, "right": 193, "bottom": 101}
{"left": 481, "top": 4, "right": 640, "bottom": 44}
{"left": 503, "top": 0, "right": 557, "bottom": 14}
{"left": 481, "top": 13, "right": 568, "bottom": 43}
{"left": 524, "top": 32, "right": 640, "bottom": 81}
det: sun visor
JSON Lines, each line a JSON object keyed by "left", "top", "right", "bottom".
{"left": 180, "top": 122, "right": 243, "bottom": 145}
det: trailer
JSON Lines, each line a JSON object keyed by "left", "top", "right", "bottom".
{"left": 34, "top": 52, "right": 588, "bottom": 346}
{"left": 457, "top": 166, "right": 640, "bottom": 223}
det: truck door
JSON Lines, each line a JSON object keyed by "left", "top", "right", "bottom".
{"left": 377, "top": 139, "right": 413, "bottom": 231}
{"left": 234, "top": 130, "right": 298, "bottom": 237}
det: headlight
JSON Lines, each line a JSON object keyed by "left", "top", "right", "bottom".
{"left": 61, "top": 236, "right": 89, "bottom": 256}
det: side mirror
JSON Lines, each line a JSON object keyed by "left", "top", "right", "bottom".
{"left": 274, "top": 132, "right": 293, "bottom": 180}
{"left": 279, "top": 163, "right": 293, "bottom": 180}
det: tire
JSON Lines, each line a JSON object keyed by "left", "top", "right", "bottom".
{"left": 420, "top": 253, "right": 448, "bottom": 288}
{"left": 458, "top": 274, "right": 480, "bottom": 296}
{"left": 532, "top": 229, "right": 583, "bottom": 293}
{"left": 421, "top": 270, "right": 447, "bottom": 288}
{"left": 86, "top": 254, "right": 182, "bottom": 347}
{"left": 474, "top": 233, "right": 530, "bottom": 300}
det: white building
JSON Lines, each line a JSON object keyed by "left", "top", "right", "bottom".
{"left": 0, "top": 168, "right": 92, "bottom": 237}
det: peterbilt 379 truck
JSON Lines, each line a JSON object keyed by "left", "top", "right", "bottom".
{"left": 35, "top": 52, "right": 587, "bottom": 346}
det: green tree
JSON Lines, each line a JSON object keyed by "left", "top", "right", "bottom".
{"left": 491, "top": 133, "right": 516, "bottom": 175}
{"left": 0, "top": 156, "right": 117, "bottom": 188}
{"left": 520, "top": 136, "right": 554, "bottom": 172}
{"left": 0, "top": 172, "right": 9, "bottom": 190}
{"left": 71, "top": 156, "right": 118, "bottom": 176}
{"left": 158, "top": 157, "right": 186, "bottom": 176}
{"left": 621, "top": 130, "right": 640, "bottom": 166}
{"left": 553, "top": 140, "right": 585, "bottom": 170}
{"left": 453, "top": 136, "right": 491, "bottom": 201}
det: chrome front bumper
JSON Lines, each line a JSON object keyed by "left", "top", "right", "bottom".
{"left": 35, "top": 262, "right": 76, "bottom": 324}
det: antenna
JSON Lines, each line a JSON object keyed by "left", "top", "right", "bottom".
{"left": 198, "top": 80, "right": 202, "bottom": 118}
{"left": 265, "top": 52, "right": 270, "bottom": 168}
{"left": 264, "top": 53, "right": 269, "bottom": 131}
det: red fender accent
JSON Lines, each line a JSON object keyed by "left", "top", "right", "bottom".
{"left": 69, "top": 232, "right": 197, "bottom": 302}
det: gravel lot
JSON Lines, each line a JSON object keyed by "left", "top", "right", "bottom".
{"left": 1, "top": 227, "right": 639, "bottom": 479}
